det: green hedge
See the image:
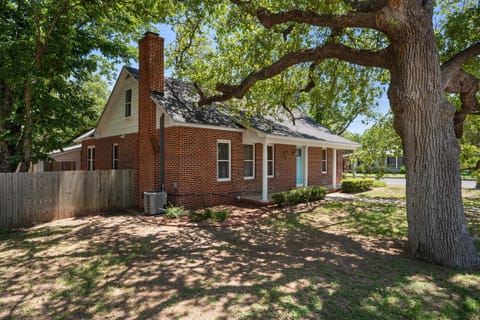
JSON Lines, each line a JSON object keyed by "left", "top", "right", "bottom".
{"left": 272, "top": 186, "right": 327, "bottom": 206}
{"left": 341, "top": 178, "right": 374, "bottom": 193}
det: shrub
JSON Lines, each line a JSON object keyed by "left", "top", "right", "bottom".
{"left": 206, "top": 209, "right": 230, "bottom": 222}
{"left": 272, "top": 186, "right": 327, "bottom": 206}
{"left": 372, "top": 180, "right": 387, "bottom": 187}
{"left": 189, "top": 209, "right": 231, "bottom": 222}
{"left": 399, "top": 165, "right": 406, "bottom": 174}
{"left": 189, "top": 211, "right": 209, "bottom": 222}
{"left": 165, "top": 206, "right": 186, "bottom": 219}
{"left": 341, "top": 178, "right": 374, "bottom": 193}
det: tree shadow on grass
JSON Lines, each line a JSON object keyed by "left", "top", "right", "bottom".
{"left": 0, "top": 204, "right": 478, "bottom": 319}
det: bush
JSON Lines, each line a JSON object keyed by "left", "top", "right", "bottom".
{"left": 165, "top": 206, "right": 186, "bottom": 219}
{"left": 272, "top": 186, "right": 327, "bottom": 206}
{"left": 372, "top": 180, "right": 387, "bottom": 187}
{"left": 399, "top": 165, "right": 406, "bottom": 174}
{"left": 189, "top": 209, "right": 231, "bottom": 222}
{"left": 341, "top": 178, "right": 374, "bottom": 193}
{"left": 206, "top": 209, "right": 230, "bottom": 222}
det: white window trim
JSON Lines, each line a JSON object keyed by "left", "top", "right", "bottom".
{"left": 267, "top": 145, "right": 274, "bottom": 178}
{"left": 125, "top": 89, "right": 132, "bottom": 119}
{"left": 112, "top": 143, "right": 118, "bottom": 169}
{"left": 244, "top": 144, "right": 255, "bottom": 180}
{"left": 217, "top": 140, "right": 231, "bottom": 182}
{"left": 322, "top": 148, "right": 328, "bottom": 174}
{"left": 87, "top": 145, "right": 95, "bottom": 171}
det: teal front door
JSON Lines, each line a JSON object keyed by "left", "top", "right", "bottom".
{"left": 296, "top": 148, "right": 304, "bottom": 187}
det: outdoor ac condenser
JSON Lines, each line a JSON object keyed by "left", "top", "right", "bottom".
{"left": 144, "top": 191, "right": 167, "bottom": 215}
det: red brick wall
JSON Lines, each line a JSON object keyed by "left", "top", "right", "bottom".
{"left": 81, "top": 126, "right": 345, "bottom": 208}
{"left": 80, "top": 133, "right": 137, "bottom": 170}
{"left": 336, "top": 149, "right": 344, "bottom": 186}
{"left": 137, "top": 32, "right": 164, "bottom": 206}
{"left": 163, "top": 126, "right": 244, "bottom": 208}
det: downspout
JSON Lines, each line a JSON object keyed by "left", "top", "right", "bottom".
{"left": 160, "top": 114, "right": 165, "bottom": 190}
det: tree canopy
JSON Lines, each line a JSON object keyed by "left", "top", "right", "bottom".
{"left": 0, "top": 0, "right": 173, "bottom": 171}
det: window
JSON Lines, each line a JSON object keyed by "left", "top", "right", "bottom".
{"left": 87, "top": 146, "right": 95, "bottom": 170}
{"left": 125, "top": 89, "right": 132, "bottom": 118}
{"left": 244, "top": 145, "right": 254, "bottom": 179}
{"left": 322, "top": 148, "right": 328, "bottom": 173}
{"left": 112, "top": 144, "right": 119, "bottom": 169}
{"left": 217, "top": 140, "right": 231, "bottom": 181}
{"left": 267, "top": 145, "right": 274, "bottom": 177}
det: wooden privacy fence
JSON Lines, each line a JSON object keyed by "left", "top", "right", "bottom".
{"left": 0, "top": 170, "right": 135, "bottom": 228}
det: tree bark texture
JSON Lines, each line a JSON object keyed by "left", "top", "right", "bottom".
{"left": 385, "top": 3, "right": 479, "bottom": 267}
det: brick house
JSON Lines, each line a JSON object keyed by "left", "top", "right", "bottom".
{"left": 75, "top": 32, "right": 360, "bottom": 208}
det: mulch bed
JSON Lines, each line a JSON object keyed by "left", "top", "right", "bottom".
{"left": 136, "top": 202, "right": 276, "bottom": 227}
{"left": 133, "top": 201, "right": 325, "bottom": 227}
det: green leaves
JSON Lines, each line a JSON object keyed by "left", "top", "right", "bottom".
{"left": 0, "top": 0, "right": 173, "bottom": 169}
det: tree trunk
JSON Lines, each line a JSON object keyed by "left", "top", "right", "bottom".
{"left": 0, "top": 79, "right": 12, "bottom": 172}
{"left": 19, "top": 83, "right": 34, "bottom": 172}
{"left": 388, "top": 6, "right": 479, "bottom": 267}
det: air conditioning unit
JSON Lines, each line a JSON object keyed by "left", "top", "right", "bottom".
{"left": 144, "top": 191, "right": 167, "bottom": 215}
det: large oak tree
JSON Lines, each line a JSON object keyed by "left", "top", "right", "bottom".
{"left": 169, "top": 0, "right": 480, "bottom": 267}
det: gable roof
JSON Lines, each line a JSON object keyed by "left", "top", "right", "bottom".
{"left": 84, "top": 66, "right": 359, "bottom": 148}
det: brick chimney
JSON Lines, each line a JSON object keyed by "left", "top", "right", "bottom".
{"left": 137, "top": 32, "right": 164, "bottom": 207}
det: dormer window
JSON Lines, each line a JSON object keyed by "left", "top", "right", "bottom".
{"left": 125, "top": 89, "right": 132, "bottom": 118}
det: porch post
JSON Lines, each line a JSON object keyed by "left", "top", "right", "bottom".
{"left": 262, "top": 142, "right": 269, "bottom": 202}
{"left": 304, "top": 146, "right": 308, "bottom": 186}
{"left": 332, "top": 148, "right": 337, "bottom": 189}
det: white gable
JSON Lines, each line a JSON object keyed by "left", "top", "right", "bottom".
{"left": 94, "top": 68, "right": 139, "bottom": 138}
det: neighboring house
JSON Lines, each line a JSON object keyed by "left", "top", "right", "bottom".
{"left": 385, "top": 155, "right": 404, "bottom": 171}
{"left": 75, "top": 32, "right": 360, "bottom": 208}
{"left": 343, "top": 153, "right": 404, "bottom": 173}
{"left": 44, "top": 144, "right": 82, "bottom": 171}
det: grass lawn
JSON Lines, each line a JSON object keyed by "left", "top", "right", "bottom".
{"left": 0, "top": 191, "right": 479, "bottom": 319}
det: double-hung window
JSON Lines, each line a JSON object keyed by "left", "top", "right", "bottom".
{"left": 244, "top": 145, "right": 254, "bottom": 179}
{"left": 267, "top": 145, "right": 274, "bottom": 177}
{"left": 217, "top": 140, "right": 231, "bottom": 181}
{"left": 125, "top": 89, "right": 132, "bottom": 118}
{"left": 322, "top": 148, "right": 328, "bottom": 173}
{"left": 87, "top": 146, "right": 95, "bottom": 170}
{"left": 112, "top": 144, "right": 119, "bottom": 169}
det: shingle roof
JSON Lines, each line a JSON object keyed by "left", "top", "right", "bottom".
{"left": 127, "top": 66, "right": 360, "bottom": 148}
{"left": 151, "top": 78, "right": 244, "bottom": 129}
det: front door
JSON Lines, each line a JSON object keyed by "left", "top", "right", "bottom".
{"left": 296, "top": 148, "right": 304, "bottom": 187}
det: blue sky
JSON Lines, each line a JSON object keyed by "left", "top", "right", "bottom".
{"left": 121, "top": 24, "right": 388, "bottom": 135}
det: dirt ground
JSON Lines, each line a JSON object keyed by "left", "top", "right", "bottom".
{"left": 0, "top": 200, "right": 478, "bottom": 319}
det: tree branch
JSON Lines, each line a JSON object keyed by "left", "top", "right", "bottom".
{"left": 230, "top": 0, "right": 381, "bottom": 30}
{"left": 441, "top": 43, "right": 480, "bottom": 137}
{"left": 442, "top": 43, "right": 480, "bottom": 85}
{"left": 198, "top": 43, "right": 391, "bottom": 105}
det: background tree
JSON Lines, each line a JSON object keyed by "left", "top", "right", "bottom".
{"left": 168, "top": 0, "right": 480, "bottom": 267}
{"left": 0, "top": 0, "right": 173, "bottom": 172}
{"left": 460, "top": 116, "right": 480, "bottom": 188}
{"left": 351, "top": 115, "right": 402, "bottom": 179}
